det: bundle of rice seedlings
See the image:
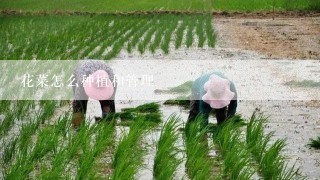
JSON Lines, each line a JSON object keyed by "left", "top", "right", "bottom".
{"left": 122, "top": 102, "right": 160, "bottom": 113}
{"left": 308, "top": 136, "right": 320, "bottom": 149}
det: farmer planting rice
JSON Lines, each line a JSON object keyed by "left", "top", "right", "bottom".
{"left": 187, "top": 72, "right": 237, "bottom": 128}
{"left": 72, "top": 60, "right": 116, "bottom": 129}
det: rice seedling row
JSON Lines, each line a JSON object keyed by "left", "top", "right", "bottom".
{"left": 153, "top": 115, "right": 182, "bottom": 179}
{"left": 160, "top": 16, "right": 179, "bottom": 54}
{"left": 185, "top": 16, "right": 196, "bottom": 48}
{"left": 90, "top": 18, "right": 147, "bottom": 59}
{"left": 111, "top": 119, "right": 150, "bottom": 179}
{"left": 126, "top": 18, "right": 156, "bottom": 53}
{"left": 213, "top": 118, "right": 256, "bottom": 179}
{"left": 246, "top": 113, "right": 303, "bottom": 179}
{"left": 184, "top": 116, "right": 215, "bottom": 180}
{"left": 87, "top": 17, "right": 137, "bottom": 56}
{"left": 103, "top": 18, "right": 152, "bottom": 59}
{"left": 174, "top": 18, "right": 188, "bottom": 49}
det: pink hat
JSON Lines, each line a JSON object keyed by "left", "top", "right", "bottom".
{"left": 83, "top": 70, "right": 114, "bottom": 100}
{"left": 202, "top": 74, "right": 235, "bottom": 109}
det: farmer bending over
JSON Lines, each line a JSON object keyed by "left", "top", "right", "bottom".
{"left": 187, "top": 72, "right": 237, "bottom": 128}
{"left": 72, "top": 60, "right": 116, "bottom": 129}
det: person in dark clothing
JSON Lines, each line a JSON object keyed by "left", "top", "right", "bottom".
{"left": 72, "top": 60, "right": 117, "bottom": 129}
{"left": 187, "top": 72, "right": 237, "bottom": 129}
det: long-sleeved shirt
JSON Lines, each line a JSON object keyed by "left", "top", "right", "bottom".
{"left": 190, "top": 71, "right": 237, "bottom": 119}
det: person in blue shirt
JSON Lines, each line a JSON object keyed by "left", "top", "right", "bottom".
{"left": 187, "top": 72, "right": 237, "bottom": 128}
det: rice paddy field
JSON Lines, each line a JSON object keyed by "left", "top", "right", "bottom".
{"left": 1, "top": 0, "right": 320, "bottom": 179}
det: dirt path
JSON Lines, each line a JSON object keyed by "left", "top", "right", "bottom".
{"left": 214, "top": 16, "right": 320, "bottom": 59}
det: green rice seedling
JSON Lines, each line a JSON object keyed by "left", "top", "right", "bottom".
{"left": 76, "top": 121, "right": 115, "bottom": 179}
{"left": 149, "top": 21, "right": 165, "bottom": 53}
{"left": 2, "top": 138, "right": 18, "bottom": 165}
{"left": 122, "top": 102, "right": 160, "bottom": 113}
{"left": 38, "top": 100, "right": 56, "bottom": 124}
{"left": 163, "top": 99, "right": 190, "bottom": 108}
{"left": 196, "top": 17, "right": 205, "bottom": 48}
{"left": 111, "top": 118, "right": 148, "bottom": 180}
{"left": 144, "top": 112, "right": 162, "bottom": 124}
{"left": 127, "top": 18, "right": 155, "bottom": 53}
{"left": 54, "top": 114, "right": 70, "bottom": 137}
{"left": 0, "top": 110, "right": 15, "bottom": 139}
{"left": 246, "top": 113, "right": 304, "bottom": 179}
{"left": 185, "top": 16, "right": 195, "bottom": 48}
{"left": 214, "top": 117, "right": 255, "bottom": 179}
{"left": 18, "top": 118, "right": 41, "bottom": 153}
{"left": 104, "top": 18, "right": 148, "bottom": 59}
{"left": 175, "top": 17, "right": 188, "bottom": 49}
{"left": 262, "top": 139, "right": 304, "bottom": 179}
{"left": 184, "top": 115, "right": 214, "bottom": 180}
{"left": 285, "top": 80, "right": 320, "bottom": 88}
{"left": 119, "top": 112, "right": 161, "bottom": 127}
{"left": 205, "top": 15, "right": 215, "bottom": 48}
{"left": 168, "top": 81, "right": 193, "bottom": 94}
{"left": 0, "top": 100, "right": 11, "bottom": 113}
{"left": 5, "top": 125, "right": 60, "bottom": 179}
{"left": 153, "top": 114, "right": 182, "bottom": 179}
{"left": 246, "top": 113, "right": 270, "bottom": 161}
{"left": 29, "top": 126, "right": 59, "bottom": 162}
{"left": 119, "top": 111, "right": 137, "bottom": 121}
{"left": 138, "top": 24, "right": 158, "bottom": 54}
{"left": 39, "top": 118, "right": 95, "bottom": 179}
{"left": 161, "top": 16, "right": 178, "bottom": 54}
{"left": 308, "top": 136, "right": 320, "bottom": 149}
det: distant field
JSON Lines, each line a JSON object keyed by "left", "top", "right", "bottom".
{"left": 0, "top": 0, "right": 319, "bottom": 12}
{"left": 0, "top": 14, "right": 215, "bottom": 60}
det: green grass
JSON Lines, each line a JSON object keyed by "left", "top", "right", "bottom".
{"left": 153, "top": 114, "right": 182, "bottom": 179}
{"left": 0, "top": 14, "right": 215, "bottom": 60}
{"left": 0, "top": 0, "right": 319, "bottom": 12}
{"left": 308, "top": 136, "right": 320, "bottom": 149}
